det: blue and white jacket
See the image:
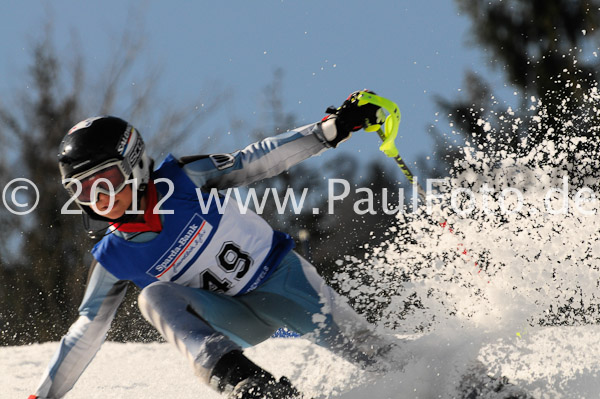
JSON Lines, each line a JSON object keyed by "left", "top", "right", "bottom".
{"left": 34, "top": 122, "right": 331, "bottom": 398}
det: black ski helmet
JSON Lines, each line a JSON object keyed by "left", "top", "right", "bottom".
{"left": 58, "top": 116, "right": 152, "bottom": 221}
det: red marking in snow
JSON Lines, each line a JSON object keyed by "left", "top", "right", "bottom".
{"left": 440, "top": 219, "right": 488, "bottom": 282}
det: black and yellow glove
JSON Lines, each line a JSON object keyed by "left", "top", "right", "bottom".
{"left": 320, "top": 90, "right": 386, "bottom": 147}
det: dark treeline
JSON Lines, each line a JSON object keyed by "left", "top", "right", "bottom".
{"left": 431, "top": 0, "right": 600, "bottom": 177}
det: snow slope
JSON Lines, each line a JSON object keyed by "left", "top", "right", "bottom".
{"left": 5, "top": 325, "right": 600, "bottom": 399}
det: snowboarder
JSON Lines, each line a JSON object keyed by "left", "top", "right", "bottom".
{"left": 28, "top": 91, "right": 397, "bottom": 399}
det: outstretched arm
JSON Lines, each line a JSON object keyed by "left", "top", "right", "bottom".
{"left": 180, "top": 122, "right": 332, "bottom": 190}
{"left": 180, "top": 91, "right": 384, "bottom": 190}
{"left": 33, "top": 261, "right": 127, "bottom": 399}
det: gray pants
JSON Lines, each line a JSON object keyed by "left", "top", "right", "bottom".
{"left": 138, "top": 251, "right": 393, "bottom": 382}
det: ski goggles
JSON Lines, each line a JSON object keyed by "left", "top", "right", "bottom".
{"left": 63, "top": 159, "right": 131, "bottom": 205}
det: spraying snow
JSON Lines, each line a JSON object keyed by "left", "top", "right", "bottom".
{"left": 330, "top": 82, "right": 600, "bottom": 397}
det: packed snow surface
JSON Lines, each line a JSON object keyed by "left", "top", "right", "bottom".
{"left": 5, "top": 327, "right": 600, "bottom": 399}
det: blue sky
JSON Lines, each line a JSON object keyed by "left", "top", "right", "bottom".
{"left": 0, "top": 1, "right": 502, "bottom": 181}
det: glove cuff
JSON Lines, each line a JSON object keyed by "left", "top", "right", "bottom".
{"left": 321, "top": 117, "right": 338, "bottom": 142}
{"left": 318, "top": 116, "right": 352, "bottom": 148}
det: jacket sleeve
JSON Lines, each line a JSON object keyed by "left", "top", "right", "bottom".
{"left": 180, "top": 122, "right": 330, "bottom": 190}
{"left": 34, "top": 261, "right": 128, "bottom": 399}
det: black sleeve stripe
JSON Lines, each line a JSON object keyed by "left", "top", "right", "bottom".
{"left": 178, "top": 154, "right": 211, "bottom": 166}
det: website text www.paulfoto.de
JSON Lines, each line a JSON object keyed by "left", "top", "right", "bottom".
{"left": 1, "top": 176, "right": 598, "bottom": 217}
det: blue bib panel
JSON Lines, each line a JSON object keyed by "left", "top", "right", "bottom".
{"left": 92, "top": 154, "right": 294, "bottom": 295}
